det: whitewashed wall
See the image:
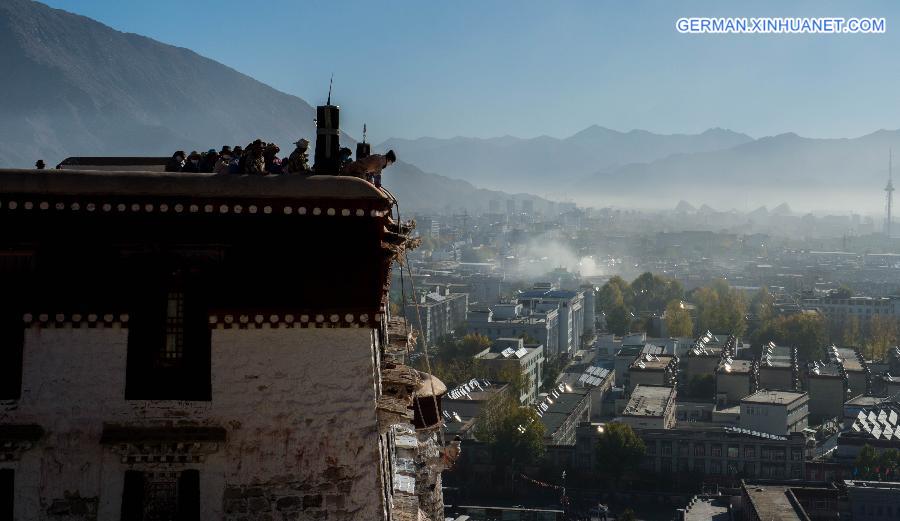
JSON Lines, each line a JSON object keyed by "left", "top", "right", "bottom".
{"left": 0, "top": 325, "right": 385, "bottom": 520}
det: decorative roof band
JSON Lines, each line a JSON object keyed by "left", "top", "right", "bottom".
{"left": 0, "top": 197, "right": 389, "bottom": 218}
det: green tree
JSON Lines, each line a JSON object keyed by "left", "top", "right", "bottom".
{"left": 597, "top": 276, "right": 628, "bottom": 311}
{"left": 475, "top": 393, "right": 545, "bottom": 467}
{"left": 427, "top": 357, "right": 486, "bottom": 387}
{"left": 750, "top": 287, "right": 775, "bottom": 325}
{"left": 595, "top": 423, "right": 646, "bottom": 484}
{"left": 856, "top": 444, "right": 879, "bottom": 479}
{"left": 605, "top": 305, "right": 631, "bottom": 336}
{"left": 630, "top": 272, "right": 684, "bottom": 313}
{"left": 692, "top": 279, "right": 747, "bottom": 336}
{"left": 879, "top": 448, "right": 900, "bottom": 480}
{"left": 665, "top": 299, "right": 694, "bottom": 337}
{"left": 540, "top": 355, "right": 567, "bottom": 392}
{"left": 867, "top": 315, "right": 899, "bottom": 360}
{"left": 457, "top": 333, "right": 493, "bottom": 357}
{"left": 843, "top": 316, "right": 862, "bottom": 348}
{"left": 752, "top": 312, "right": 826, "bottom": 361}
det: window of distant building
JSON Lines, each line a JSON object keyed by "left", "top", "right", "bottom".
{"left": 121, "top": 469, "right": 199, "bottom": 521}
{"left": 0, "top": 309, "right": 24, "bottom": 400}
{"left": 125, "top": 271, "right": 210, "bottom": 401}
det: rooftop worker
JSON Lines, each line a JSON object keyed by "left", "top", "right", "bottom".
{"left": 182, "top": 151, "right": 202, "bottom": 173}
{"left": 165, "top": 150, "right": 186, "bottom": 172}
{"left": 343, "top": 149, "right": 396, "bottom": 187}
{"left": 199, "top": 149, "right": 218, "bottom": 173}
{"left": 242, "top": 140, "right": 266, "bottom": 175}
{"left": 264, "top": 143, "right": 283, "bottom": 174}
{"left": 339, "top": 147, "right": 353, "bottom": 171}
{"left": 34, "top": 159, "right": 45, "bottom": 170}
{"left": 228, "top": 146, "right": 243, "bottom": 174}
{"left": 214, "top": 147, "right": 233, "bottom": 174}
{"left": 285, "top": 138, "right": 311, "bottom": 174}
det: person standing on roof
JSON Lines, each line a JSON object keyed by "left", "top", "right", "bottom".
{"left": 214, "top": 147, "right": 232, "bottom": 174}
{"left": 165, "top": 151, "right": 186, "bottom": 172}
{"left": 199, "top": 149, "right": 218, "bottom": 173}
{"left": 338, "top": 147, "right": 353, "bottom": 171}
{"left": 342, "top": 149, "right": 396, "bottom": 187}
{"left": 285, "top": 138, "right": 311, "bottom": 174}
{"left": 242, "top": 140, "right": 266, "bottom": 175}
{"left": 228, "top": 146, "right": 243, "bottom": 174}
{"left": 182, "top": 151, "right": 202, "bottom": 173}
{"left": 264, "top": 143, "right": 283, "bottom": 174}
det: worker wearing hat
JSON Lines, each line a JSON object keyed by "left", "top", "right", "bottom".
{"left": 285, "top": 138, "right": 311, "bottom": 174}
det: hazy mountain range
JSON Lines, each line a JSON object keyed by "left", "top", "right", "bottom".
{"left": 2, "top": 0, "right": 897, "bottom": 213}
{"left": 379, "top": 127, "right": 900, "bottom": 211}
{"left": 378, "top": 127, "right": 753, "bottom": 195}
{"left": 582, "top": 130, "right": 900, "bottom": 211}
{"left": 0, "top": 0, "right": 552, "bottom": 213}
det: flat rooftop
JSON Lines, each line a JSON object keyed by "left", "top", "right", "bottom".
{"left": 718, "top": 359, "right": 754, "bottom": 374}
{"left": 616, "top": 344, "right": 664, "bottom": 358}
{"left": 629, "top": 353, "right": 675, "bottom": 371}
{"left": 741, "top": 390, "right": 807, "bottom": 406}
{"left": 807, "top": 362, "right": 843, "bottom": 378}
{"left": 687, "top": 345, "right": 723, "bottom": 358}
{"left": 540, "top": 390, "right": 590, "bottom": 435}
{"left": 622, "top": 385, "right": 675, "bottom": 418}
{"left": 837, "top": 347, "right": 865, "bottom": 373}
{"left": 744, "top": 485, "right": 804, "bottom": 521}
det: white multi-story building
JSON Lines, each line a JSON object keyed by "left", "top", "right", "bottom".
{"left": 516, "top": 284, "right": 585, "bottom": 357}
{"left": 0, "top": 168, "right": 449, "bottom": 520}
{"left": 740, "top": 390, "right": 810, "bottom": 436}
{"left": 474, "top": 338, "right": 544, "bottom": 404}
{"left": 805, "top": 295, "right": 900, "bottom": 320}
{"left": 466, "top": 304, "right": 560, "bottom": 355}
{"left": 404, "top": 287, "right": 468, "bottom": 348}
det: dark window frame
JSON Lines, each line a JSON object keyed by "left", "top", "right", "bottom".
{"left": 0, "top": 310, "right": 24, "bottom": 401}
{"left": 125, "top": 269, "right": 211, "bottom": 401}
{"left": 121, "top": 469, "right": 200, "bottom": 521}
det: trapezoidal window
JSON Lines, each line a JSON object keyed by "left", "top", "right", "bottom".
{"left": 126, "top": 273, "right": 211, "bottom": 401}
{"left": 121, "top": 469, "right": 200, "bottom": 521}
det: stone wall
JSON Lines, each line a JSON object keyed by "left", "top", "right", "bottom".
{"left": 0, "top": 325, "right": 386, "bottom": 520}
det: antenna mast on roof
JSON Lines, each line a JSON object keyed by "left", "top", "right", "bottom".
{"left": 327, "top": 74, "right": 333, "bottom": 105}
{"left": 363, "top": 124, "right": 367, "bottom": 144}
{"left": 888, "top": 147, "right": 895, "bottom": 238}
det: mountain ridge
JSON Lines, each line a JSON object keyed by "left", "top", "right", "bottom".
{"left": 0, "top": 0, "right": 551, "bottom": 213}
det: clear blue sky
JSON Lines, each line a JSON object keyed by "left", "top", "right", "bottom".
{"left": 41, "top": 0, "right": 900, "bottom": 143}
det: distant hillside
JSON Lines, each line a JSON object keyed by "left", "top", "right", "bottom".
{"left": 0, "top": 0, "right": 320, "bottom": 167}
{"left": 378, "top": 127, "right": 752, "bottom": 193}
{"left": 0, "top": 0, "right": 550, "bottom": 212}
{"left": 383, "top": 161, "right": 551, "bottom": 214}
{"left": 581, "top": 130, "right": 900, "bottom": 210}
